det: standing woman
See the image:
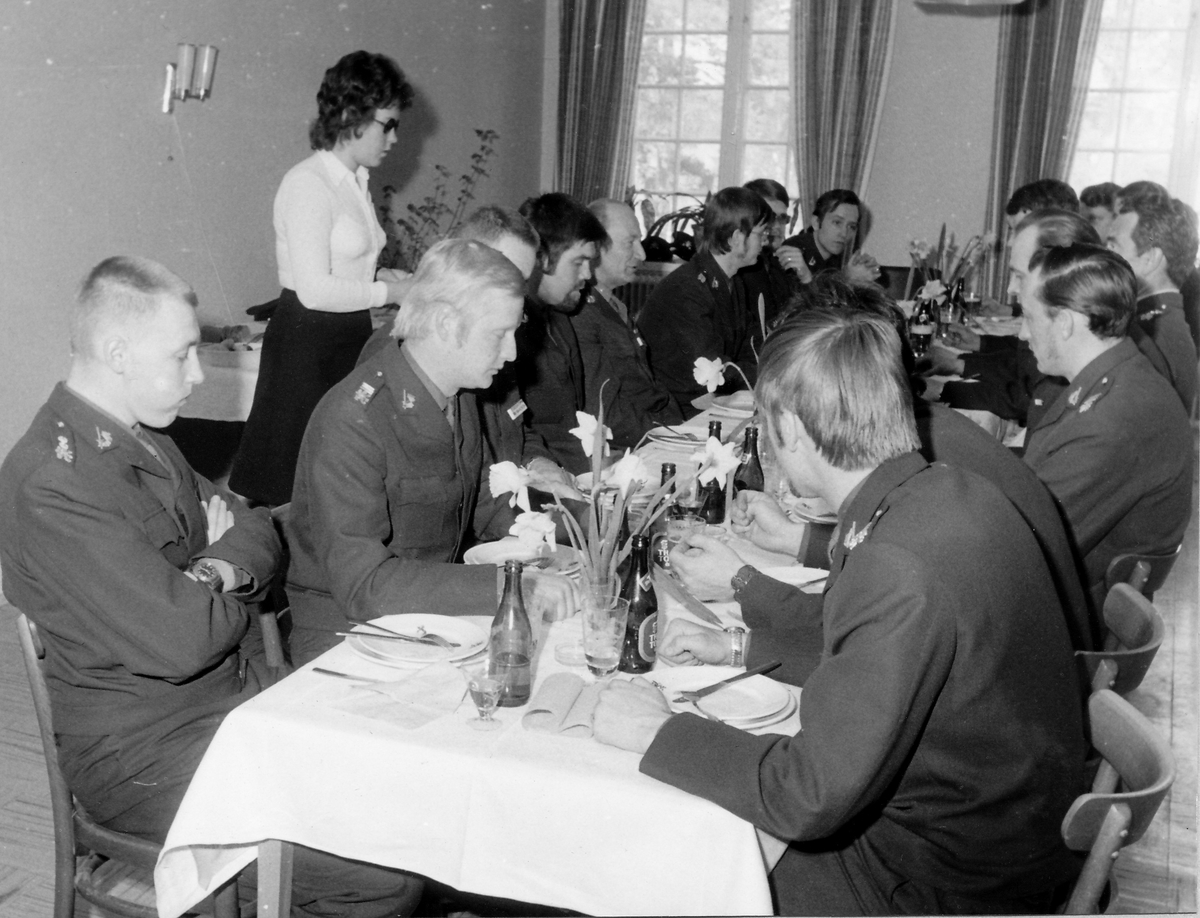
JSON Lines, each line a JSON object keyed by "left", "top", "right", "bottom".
{"left": 229, "top": 51, "right": 413, "bottom": 506}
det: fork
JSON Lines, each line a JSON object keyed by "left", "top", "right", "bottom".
{"left": 671, "top": 661, "right": 782, "bottom": 704}
{"left": 354, "top": 621, "right": 460, "bottom": 649}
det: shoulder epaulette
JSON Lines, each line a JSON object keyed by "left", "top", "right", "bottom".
{"left": 50, "top": 419, "right": 75, "bottom": 464}
{"left": 350, "top": 370, "right": 385, "bottom": 408}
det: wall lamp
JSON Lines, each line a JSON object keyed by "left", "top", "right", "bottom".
{"left": 162, "top": 43, "right": 218, "bottom": 114}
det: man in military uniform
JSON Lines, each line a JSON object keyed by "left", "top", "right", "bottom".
{"left": 0, "top": 256, "right": 422, "bottom": 914}
{"left": 1018, "top": 243, "right": 1193, "bottom": 614}
{"left": 593, "top": 307, "right": 1086, "bottom": 915}
{"left": 286, "top": 239, "right": 576, "bottom": 665}
{"left": 571, "top": 199, "right": 683, "bottom": 452}
{"left": 638, "top": 186, "right": 770, "bottom": 415}
{"left": 778, "top": 188, "right": 880, "bottom": 286}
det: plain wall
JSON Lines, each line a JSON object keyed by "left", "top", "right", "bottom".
{"left": 866, "top": 3, "right": 1001, "bottom": 266}
{"left": 0, "top": 0, "right": 546, "bottom": 462}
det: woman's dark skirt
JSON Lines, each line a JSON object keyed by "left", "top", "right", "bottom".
{"left": 228, "top": 289, "right": 371, "bottom": 506}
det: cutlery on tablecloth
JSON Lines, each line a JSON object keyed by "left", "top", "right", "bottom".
{"left": 336, "top": 630, "right": 455, "bottom": 649}
{"left": 313, "top": 668, "right": 385, "bottom": 683}
{"left": 651, "top": 564, "right": 724, "bottom": 627}
{"left": 348, "top": 622, "right": 460, "bottom": 648}
{"left": 671, "top": 661, "right": 782, "bottom": 704}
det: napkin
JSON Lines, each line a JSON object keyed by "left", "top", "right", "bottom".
{"left": 522, "top": 673, "right": 603, "bottom": 738}
{"left": 332, "top": 661, "right": 466, "bottom": 729}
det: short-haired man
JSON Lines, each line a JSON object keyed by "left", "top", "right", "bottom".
{"left": 1018, "top": 243, "right": 1193, "bottom": 613}
{"left": 594, "top": 307, "right": 1086, "bottom": 915}
{"left": 570, "top": 199, "right": 683, "bottom": 452}
{"left": 638, "top": 186, "right": 769, "bottom": 414}
{"left": 1107, "top": 192, "right": 1198, "bottom": 411}
{"left": 1005, "top": 178, "right": 1079, "bottom": 230}
{"left": 511, "top": 192, "right": 609, "bottom": 472}
{"left": 736, "top": 178, "right": 801, "bottom": 331}
{"left": 1080, "top": 181, "right": 1122, "bottom": 238}
{"left": 286, "top": 239, "right": 576, "bottom": 665}
{"left": 0, "top": 256, "right": 421, "bottom": 913}
{"left": 779, "top": 188, "right": 880, "bottom": 285}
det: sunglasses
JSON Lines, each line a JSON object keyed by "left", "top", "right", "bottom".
{"left": 374, "top": 117, "right": 399, "bottom": 135}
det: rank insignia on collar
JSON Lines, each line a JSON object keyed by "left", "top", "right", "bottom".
{"left": 843, "top": 520, "right": 871, "bottom": 550}
{"left": 95, "top": 427, "right": 112, "bottom": 450}
{"left": 697, "top": 271, "right": 707, "bottom": 284}
{"left": 353, "top": 382, "right": 376, "bottom": 406}
{"left": 1079, "top": 393, "right": 1101, "bottom": 413}
{"left": 507, "top": 399, "right": 527, "bottom": 420}
{"left": 1067, "top": 388, "right": 1081, "bottom": 407}
{"left": 401, "top": 389, "right": 416, "bottom": 410}
{"left": 711, "top": 277, "right": 719, "bottom": 289}
{"left": 1033, "top": 398, "right": 1043, "bottom": 406}
{"left": 55, "top": 436, "right": 73, "bottom": 463}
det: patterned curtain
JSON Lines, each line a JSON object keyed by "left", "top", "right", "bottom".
{"left": 981, "top": 0, "right": 1104, "bottom": 296}
{"left": 557, "top": 0, "right": 649, "bottom": 202}
{"left": 790, "top": 0, "right": 897, "bottom": 210}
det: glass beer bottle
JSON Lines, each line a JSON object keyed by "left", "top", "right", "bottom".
{"left": 488, "top": 560, "right": 532, "bottom": 706}
{"left": 699, "top": 420, "right": 726, "bottom": 524}
{"left": 618, "top": 535, "right": 658, "bottom": 674}
{"left": 733, "top": 426, "right": 764, "bottom": 495}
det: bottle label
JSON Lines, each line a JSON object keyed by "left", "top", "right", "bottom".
{"left": 638, "top": 611, "right": 658, "bottom": 662}
{"left": 639, "top": 573, "right": 652, "bottom": 591}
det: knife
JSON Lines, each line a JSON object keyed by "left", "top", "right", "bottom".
{"left": 335, "top": 630, "right": 442, "bottom": 647}
{"left": 652, "top": 563, "right": 724, "bottom": 627}
{"left": 677, "top": 661, "right": 782, "bottom": 701}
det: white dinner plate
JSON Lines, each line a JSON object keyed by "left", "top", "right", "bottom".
{"left": 712, "top": 391, "right": 756, "bottom": 413}
{"left": 651, "top": 667, "right": 792, "bottom": 725}
{"left": 781, "top": 494, "right": 837, "bottom": 525}
{"left": 463, "top": 539, "right": 581, "bottom": 577}
{"left": 344, "top": 614, "right": 487, "bottom": 667}
{"left": 646, "top": 427, "right": 707, "bottom": 448}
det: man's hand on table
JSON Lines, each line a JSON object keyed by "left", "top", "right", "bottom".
{"left": 658, "top": 618, "right": 732, "bottom": 666}
{"left": 670, "top": 533, "right": 744, "bottom": 602}
{"left": 593, "top": 677, "right": 673, "bottom": 754}
{"left": 925, "top": 345, "right": 966, "bottom": 377}
{"left": 939, "top": 325, "right": 980, "bottom": 352}
{"left": 730, "top": 491, "right": 806, "bottom": 556}
{"left": 843, "top": 251, "right": 880, "bottom": 285}
{"left": 920, "top": 376, "right": 946, "bottom": 401}
{"left": 522, "top": 571, "right": 578, "bottom": 622}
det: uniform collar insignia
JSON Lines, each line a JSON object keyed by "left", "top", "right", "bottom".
{"left": 843, "top": 519, "right": 871, "bottom": 550}
{"left": 711, "top": 277, "right": 719, "bottom": 289}
{"left": 353, "top": 381, "right": 376, "bottom": 406}
{"left": 55, "top": 435, "right": 73, "bottom": 463}
{"left": 1067, "top": 388, "right": 1081, "bottom": 407}
{"left": 1079, "top": 392, "right": 1101, "bottom": 413}
{"left": 697, "top": 271, "right": 707, "bottom": 284}
{"left": 401, "top": 389, "right": 416, "bottom": 410}
{"left": 95, "top": 427, "right": 113, "bottom": 450}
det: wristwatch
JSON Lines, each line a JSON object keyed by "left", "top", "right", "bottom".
{"left": 730, "top": 563, "right": 757, "bottom": 596}
{"left": 725, "top": 626, "right": 750, "bottom": 667}
{"left": 188, "top": 559, "right": 225, "bottom": 592}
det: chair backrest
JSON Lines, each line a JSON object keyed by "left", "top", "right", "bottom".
{"left": 1060, "top": 689, "right": 1175, "bottom": 913}
{"left": 1076, "top": 584, "right": 1165, "bottom": 695}
{"left": 1104, "top": 546, "right": 1181, "bottom": 598}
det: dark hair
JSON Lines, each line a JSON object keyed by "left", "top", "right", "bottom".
{"left": 518, "top": 193, "right": 608, "bottom": 273}
{"left": 757, "top": 306, "right": 918, "bottom": 470}
{"left": 1006, "top": 179, "right": 1078, "bottom": 216}
{"left": 700, "top": 187, "right": 772, "bottom": 255}
{"left": 456, "top": 205, "right": 540, "bottom": 251}
{"left": 1014, "top": 208, "right": 1101, "bottom": 250}
{"left": 1079, "top": 182, "right": 1121, "bottom": 211}
{"left": 309, "top": 51, "right": 413, "bottom": 151}
{"left": 1028, "top": 243, "right": 1135, "bottom": 339}
{"left": 744, "top": 178, "right": 789, "bottom": 207}
{"left": 1122, "top": 197, "right": 1200, "bottom": 288}
{"left": 1118, "top": 180, "right": 1171, "bottom": 212}
{"left": 812, "top": 189, "right": 862, "bottom": 222}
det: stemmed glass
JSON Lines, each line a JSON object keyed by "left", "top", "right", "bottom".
{"left": 465, "top": 665, "right": 502, "bottom": 731}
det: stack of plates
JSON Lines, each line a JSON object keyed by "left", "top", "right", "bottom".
{"left": 344, "top": 614, "right": 488, "bottom": 668}
{"left": 711, "top": 391, "right": 755, "bottom": 415}
{"left": 463, "top": 539, "right": 582, "bottom": 579}
{"left": 646, "top": 427, "right": 707, "bottom": 448}
{"left": 781, "top": 494, "right": 837, "bottom": 525}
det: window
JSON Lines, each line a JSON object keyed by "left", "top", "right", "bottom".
{"left": 1069, "top": 0, "right": 1200, "bottom": 204}
{"left": 630, "top": 0, "right": 795, "bottom": 216}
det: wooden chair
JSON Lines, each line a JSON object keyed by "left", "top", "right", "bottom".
{"left": 16, "top": 613, "right": 239, "bottom": 918}
{"left": 1060, "top": 689, "right": 1175, "bottom": 914}
{"left": 1076, "top": 584, "right": 1165, "bottom": 696}
{"left": 1104, "top": 546, "right": 1181, "bottom": 598}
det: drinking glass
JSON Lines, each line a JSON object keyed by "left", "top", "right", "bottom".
{"left": 464, "top": 665, "right": 503, "bottom": 730}
{"left": 666, "top": 512, "right": 704, "bottom": 553}
{"left": 580, "top": 591, "right": 629, "bottom": 678}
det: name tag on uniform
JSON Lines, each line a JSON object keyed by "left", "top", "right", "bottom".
{"left": 507, "top": 399, "right": 528, "bottom": 421}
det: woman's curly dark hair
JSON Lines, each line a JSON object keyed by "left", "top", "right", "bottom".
{"left": 308, "top": 51, "right": 413, "bottom": 151}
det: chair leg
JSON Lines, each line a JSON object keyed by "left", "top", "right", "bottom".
{"left": 54, "top": 845, "right": 77, "bottom": 918}
{"left": 212, "top": 875, "right": 239, "bottom": 918}
{"left": 1064, "top": 804, "right": 1131, "bottom": 914}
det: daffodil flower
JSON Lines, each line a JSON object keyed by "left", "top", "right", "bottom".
{"left": 691, "top": 436, "right": 740, "bottom": 486}
{"left": 917, "top": 279, "right": 947, "bottom": 303}
{"left": 509, "top": 511, "right": 557, "bottom": 550}
{"left": 489, "top": 460, "right": 532, "bottom": 513}
{"left": 569, "top": 411, "right": 612, "bottom": 459}
{"left": 692, "top": 356, "right": 726, "bottom": 393}
{"left": 607, "top": 449, "right": 651, "bottom": 498}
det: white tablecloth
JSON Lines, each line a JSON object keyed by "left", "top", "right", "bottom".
{"left": 155, "top": 595, "right": 799, "bottom": 918}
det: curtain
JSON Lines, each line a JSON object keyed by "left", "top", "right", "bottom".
{"left": 790, "top": 0, "right": 897, "bottom": 211}
{"left": 981, "top": 0, "right": 1104, "bottom": 295}
{"left": 557, "top": 0, "right": 648, "bottom": 202}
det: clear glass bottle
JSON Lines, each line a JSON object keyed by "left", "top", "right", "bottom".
{"left": 618, "top": 535, "right": 658, "bottom": 674}
{"left": 488, "top": 560, "right": 532, "bottom": 707}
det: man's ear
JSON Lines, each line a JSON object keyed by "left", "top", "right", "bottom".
{"left": 432, "top": 304, "right": 459, "bottom": 344}
{"left": 809, "top": 214, "right": 821, "bottom": 233}
{"left": 1140, "top": 245, "right": 1167, "bottom": 278}
{"left": 777, "top": 410, "right": 803, "bottom": 451}
{"left": 100, "top": 334, "right": 129, "bottom": 374}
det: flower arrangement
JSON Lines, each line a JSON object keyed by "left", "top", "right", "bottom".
{"left": 905, "top": 225, "right": 996, "bottom": 300}
{"left": 692, "top": 356, "right": 752, "bottom": 394}
{"left": 377, "top": 129, "right": 500, "bottom": 272}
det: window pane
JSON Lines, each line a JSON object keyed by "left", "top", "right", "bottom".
{"left": 677, "top": 143, "right": 721, "bottom": 193}
{"left": 645, "top": 0, "right": 684, "bottom": 31}
{"left": 1115, "top": 151, "right": 1171, "bottom": 185}
{"left": 638, "top": 33, "right": 684, "bottom": 84}
{"left": 751, "top": 0, "right": 791, "bottom": 30}
{"left": 1131, "top": 0, "right": 1191, "bottom": 29}
{"left": 634, "top": 141, "right": 679, "bottom": 193}
{"left": 744, "top": 89, "right": 790, "bottom": 141}
{"left": 1069, "top": 150, "right": 1116, "bottom": 192}
{"left": 635, "top": 89, "right": 680, "bottom": 139}
{"left": 686, "top": 0, "right": 729, "bottom": 31}
{"left": 682, "top": 33, "right": 727, "bottom": 85}
{"left": 741, "top": 144, "right": 789, "bottom": 185}
{"left": 1089, "top": 31, "right": 1128, "bottom": 90}
{"left": 679, "top": 89, "right": 724, "bottom": 139}
{"left": 1126, "top": 31, "right": 1186, "bottom": 90}
{"left": 748, "top": 33, "right": 789, "bottom": 86}
{"left": 1077, "top": 92, "right": 1121, "bottom": 147}
{"left": 1101, "top": 0, "right": 1134, "bottom": 27}
{"left": 1117, "top": 91, "right": 1178, "bottom": 149}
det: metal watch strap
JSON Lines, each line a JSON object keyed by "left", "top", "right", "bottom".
{"left": 725, "top": 626, "right": 749, "bottom": 667}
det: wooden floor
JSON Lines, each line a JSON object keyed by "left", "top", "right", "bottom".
{"left": 0, "top": 443, "right": 1195, "bottom": 917}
